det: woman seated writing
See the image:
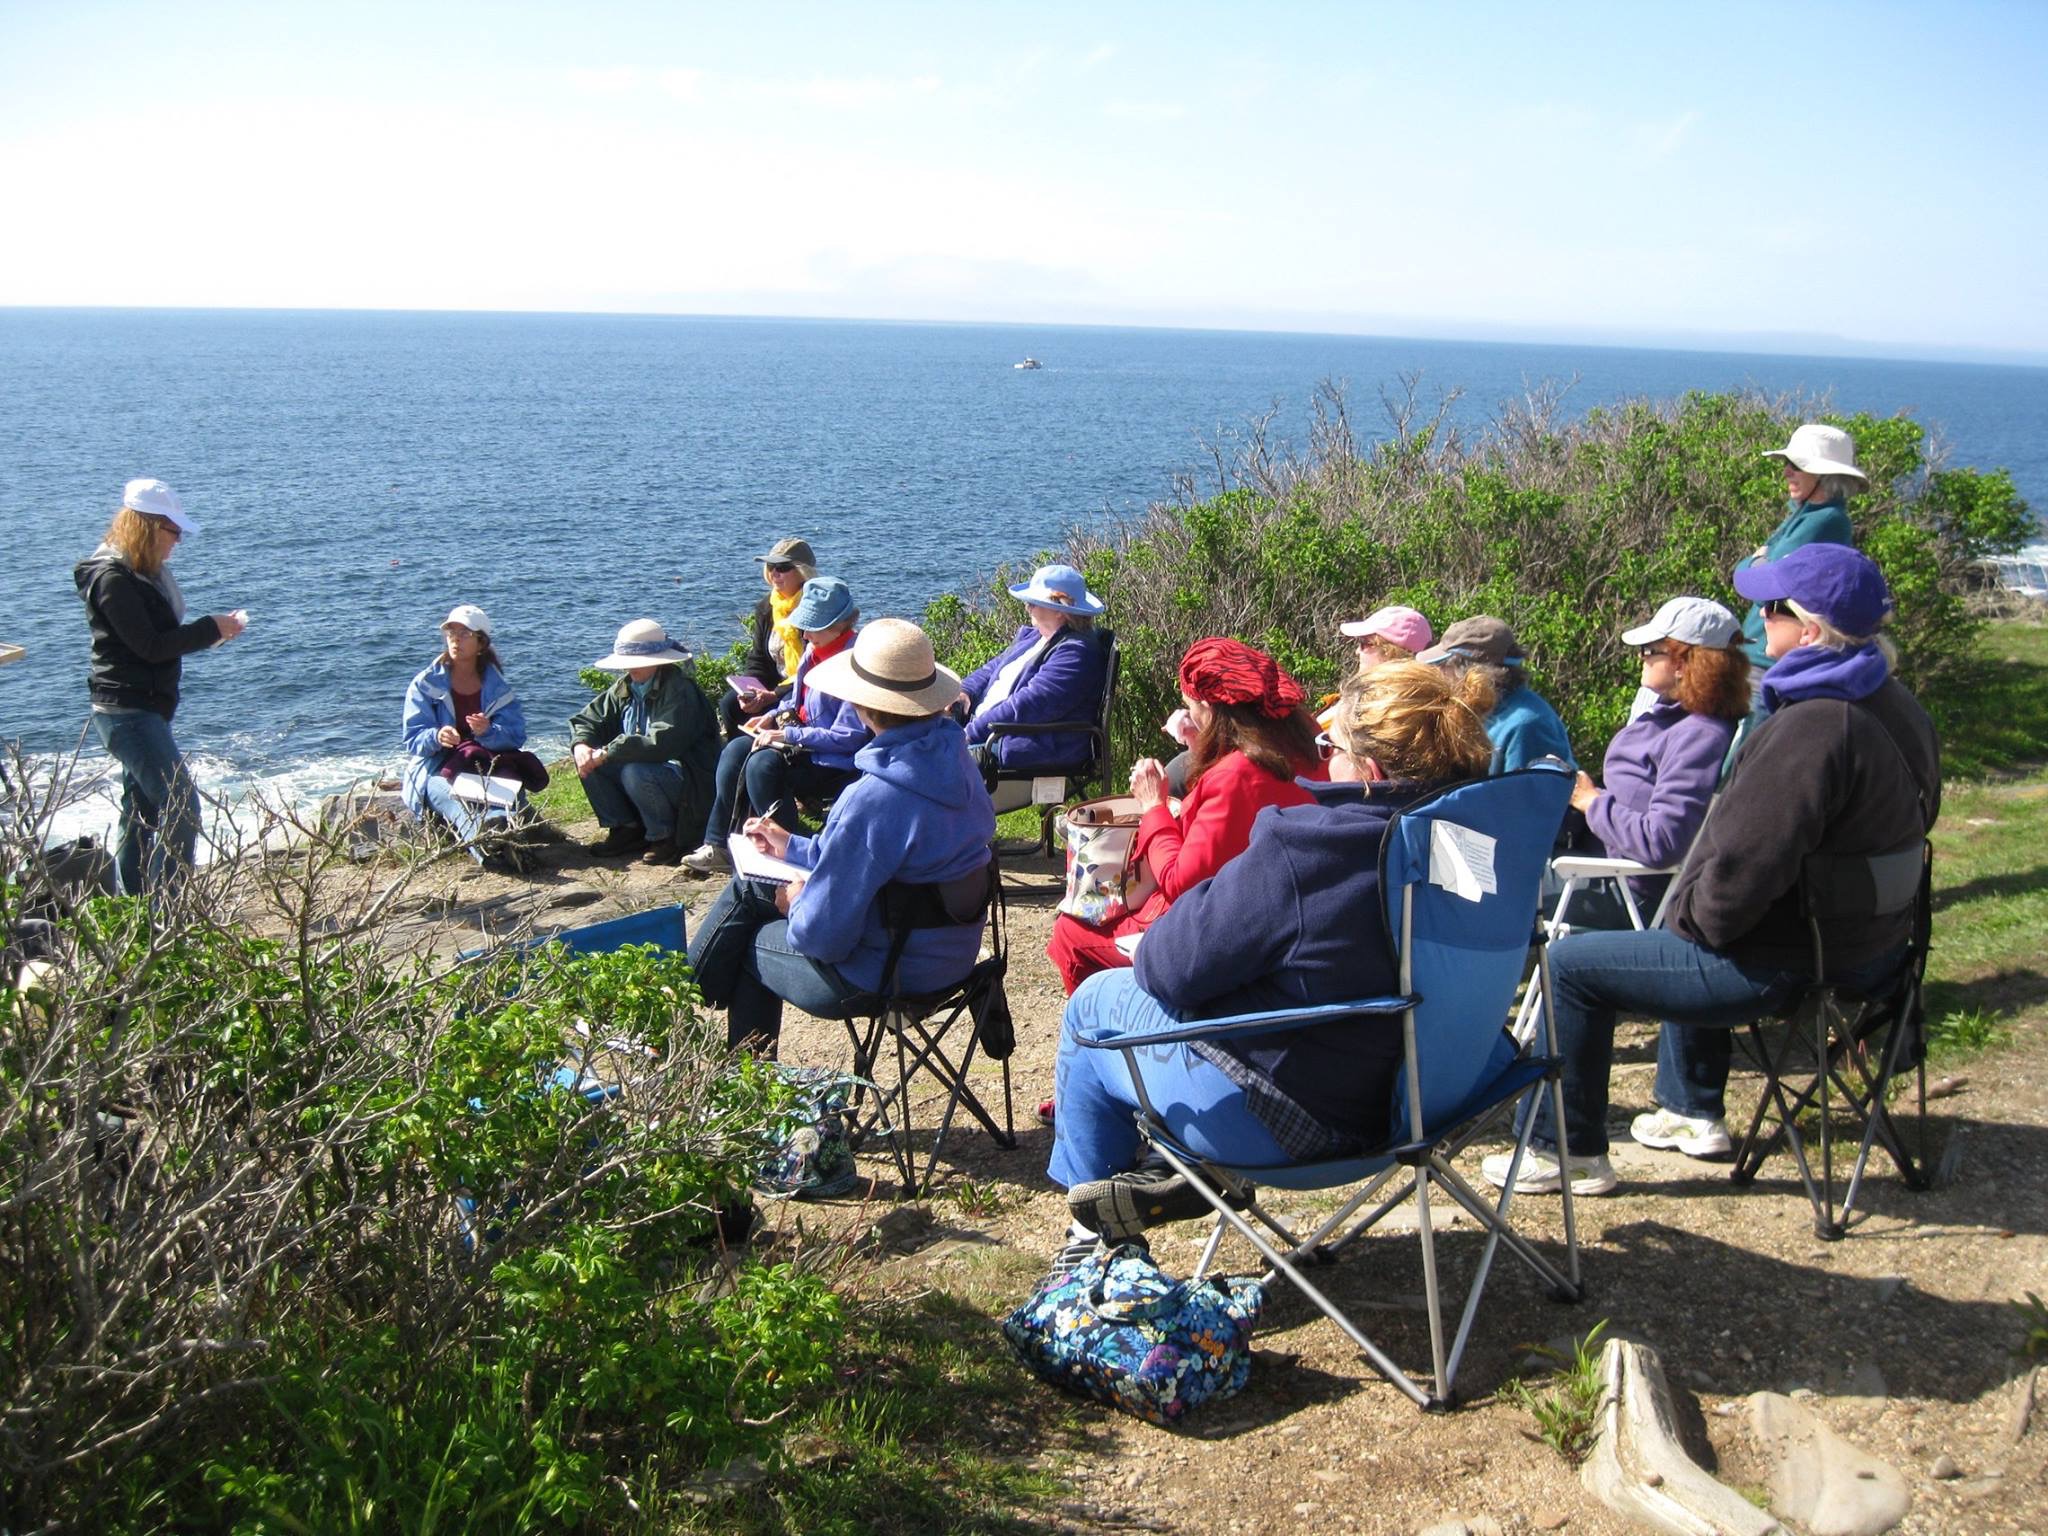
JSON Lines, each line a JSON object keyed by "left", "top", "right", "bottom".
{"left": 401, "top": 604, "right": 531, "bottom": 866}
{"left": 1564, "top": 596, "right": 1750, "bottom": 927}
{"left": 1048, "top": 661, "right": 1496, "bottom": 1260}
{"left": 682, "top": 576, "right": 870, "bottom": 877}
{"left": 1046, "top": 637, "right": 1323, "bottom": 996}
{"left": 685, "top": 619, "right": 997, "bottom": 1052}
{"left": 957, "top": 563, "right": 1109, "bottom": 776}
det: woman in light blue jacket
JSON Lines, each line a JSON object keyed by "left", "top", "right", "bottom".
{"left": 401, "top": 604, "right": 528, "bottom": 855}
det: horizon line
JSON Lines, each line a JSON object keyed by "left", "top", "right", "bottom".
{"left": 4, "top": 301, "right": 2045, "bottom": 373}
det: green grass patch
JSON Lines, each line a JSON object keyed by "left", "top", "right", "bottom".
{"left": 1923, "top": 619, "right": 2048, "bottom": 1064}
{"left": 529, "top": 756, "right": 590, "bottom": 826}
{"left": 1938, "top": 619, "right": 2048, "bottom": 781}
{"left": 670, "top": 1289, "right": 1091, "bottom": 1535}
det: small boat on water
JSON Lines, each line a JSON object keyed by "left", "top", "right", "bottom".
{"left": 1013, "top": 356, "right": 1042, "bottom": 370}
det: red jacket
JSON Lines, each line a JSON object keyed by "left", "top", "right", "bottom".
{"left": 1129, "top": 750, "right": 1317, "bottom": 922}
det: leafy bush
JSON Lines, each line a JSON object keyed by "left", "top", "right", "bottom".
{"left": 0, "top": 809, "right": 839, "bottom": 1531}
{"left": 927, "top": 386, "right": 2034, "bottom": 775}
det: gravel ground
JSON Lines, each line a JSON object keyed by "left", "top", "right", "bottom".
{"left": 314, "top": 823, "right": 2048, "bottom": 1535}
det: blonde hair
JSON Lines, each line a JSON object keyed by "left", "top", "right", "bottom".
{"left": 102, "top": 505, "right": 166, "bottom": 577}
{"left": 1336, "top": 661, "right": 1494, "bottom": 783}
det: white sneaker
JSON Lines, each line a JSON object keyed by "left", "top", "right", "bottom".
{"left": 1630, "top": 1107, "right": 1733, "bottom": 1158}
{"left": 679, "top": 842, "right": 732, "bottom": 877}
{"left": 1480, "top": 1147, "right": 1619, "bottom": 1196}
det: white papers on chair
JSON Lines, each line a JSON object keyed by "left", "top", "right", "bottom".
{"left": 1429, "top": 820, "right": 1498, "bottom": 902}
{"left": 728, "top": 833, "right": 805, "bottom": 885}
{"left": 1032, "top": 776, "right": 1067, "bottom": 805}
{"left": 1113, "top": 931, "right": 1143, "bottom": 958}
{"left": 446, "top": 774, "right": 524, "bottom": 810}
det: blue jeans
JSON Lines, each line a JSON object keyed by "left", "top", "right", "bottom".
{"left": 704, "top": 736, "right": 855, "bottom": 841}
{"left": 1529, "top": 927, "right": 1901, "bottom": 1156}
{"left": 580, "top": 758, "right": 687, "bottom": 842}
{"left": 421, "top": 773, "right": 491, "bottom": 861}
{"left": 1049, "top": 970, "right": 1290, "bottom": 1188}
{"left": 92, "top": 709, "right": 198, "bottom": 897}
{"left": 686, "top": 875, "right": 867, "bottom": 1050}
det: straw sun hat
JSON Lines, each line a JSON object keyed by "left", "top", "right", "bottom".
{"left": 805, "top": 618, "right": 961, "bottom": 717}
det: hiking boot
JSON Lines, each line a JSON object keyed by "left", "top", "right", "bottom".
{"left": 639, "top": 838, "right": 682, "bottom": 867}
{"left": 1629, "top": 1107, "right": 1733, "bottom": 1158}
{"left": 1067, "top": 1161, "right": 1223, "bottom": 1243}
{"left": 1479, "top": 1147, "right": 1619, "bottom": 1196}
{"left": 587, "top": 824, "right": 646, "bottom": 857}
{"left": 680, "top": 841, "right": 733, "bottom": 877}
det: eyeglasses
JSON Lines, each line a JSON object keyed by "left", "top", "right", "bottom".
{"left": 1314, "top": 729, "right": 1339, "bottom": 762}
{"left": 765, "top": 562, "right": 797, "bottom": 575}
{"left": 1639, "top": 644, "right": 1674, "bottom": 660}
{"left": 152, "top": 518, "right": 182, "bottom": 542}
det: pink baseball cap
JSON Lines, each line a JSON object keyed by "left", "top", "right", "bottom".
{"left": 1339, "top": 605, "right": 1433, "bottom": 653}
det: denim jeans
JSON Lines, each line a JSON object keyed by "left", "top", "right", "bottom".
{"left": 685, "top": 875, "right": 867, "bottom": 1050}
{"left": 92, "top": 709, "right": 198, "bottom": 897}
{"left": 1528, "top": 927, "right": 1902, "bottom": 1156}
{"left": 1048, "top": 969, "right": 1290, "bottom": 1188}
{"left": 421, "top": 773, "right": 489, "bottom": 860}
{"left": 704, "top": 736, "right": 856, "bottom": 841}
{"left": 580, "top": 758, "right": 687, "bottom": 842}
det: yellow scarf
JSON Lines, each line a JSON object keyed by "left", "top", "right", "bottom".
{"left": 769, "top": 587, "right": 803, "bottom": 679}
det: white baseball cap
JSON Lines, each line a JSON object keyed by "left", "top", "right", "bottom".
{"left": 1621, "top": 596, "right": 1740, "bottom": 649}
{"left": 443, "top": 604, "right": 491, "bottom": 637}
{"left": 121, "top": 477, "right": 201, "bottom": 533}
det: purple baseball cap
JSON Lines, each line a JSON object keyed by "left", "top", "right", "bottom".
{"left": 1734, "top": 543, "right": 1893, "bottom": 635}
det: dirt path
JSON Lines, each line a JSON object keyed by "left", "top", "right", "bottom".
{"left": 340, "top": 824, "right": 2048, "bottom": 1535}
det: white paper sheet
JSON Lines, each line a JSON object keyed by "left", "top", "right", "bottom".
{"left": 1428, "top": 819, "right": 1498, "bottom": 902}
{"left": 728, "top": 832, "right": 806, "bottom": 885}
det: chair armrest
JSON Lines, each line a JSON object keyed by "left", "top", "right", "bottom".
{"left": 1551, "top": 855, "right": 1671, "bottom": 879}
{"left": 980, "top": 718, "right": 1101, "bottom": 739}
{"left": 1070, "top": 995, "right": 1415, "bottom": 1052}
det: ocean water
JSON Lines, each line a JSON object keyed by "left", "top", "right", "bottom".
{"left": 4, "top": 308, "right": 2045, "bottom": 842}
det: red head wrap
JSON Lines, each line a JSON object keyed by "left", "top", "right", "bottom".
{"left": 1177, "top": 637, "right": 1307, "bottom": 718}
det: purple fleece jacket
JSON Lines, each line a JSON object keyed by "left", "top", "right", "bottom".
{"left": 779, "top": 642, "right": 871, "bottom": 770}
{"left": 960, "top": 625, "right": 1109, "bottom": 771}
{"left": 1584, "top": 700, "right": 1736, "bottom": 872}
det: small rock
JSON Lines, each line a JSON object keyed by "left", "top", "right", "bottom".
{"left": 1750, "top": 1391, "right": 1911, "bottom": 1536}
{"left": 1643, "top": 1471, "right": 1663, "bottom": 1488}
{"left": 1929, "top": 1454, "right": 1960, "bottom": 1479}
{"left": 1293, "top": 1502, "right": 1319, "bottom": 1516}
{"left": 1533, "top": 1513, "right": 1569, "bottom": 1531}
{"left": 2005, "top": 1365, "right": 2039, "bottom": 1445}
{"left": 1956, "top": 1472, "right": 2005, "bottom": 1500}
{"left": 1872, "top": 1275, "right": 1908, "bottom": 1305}
{"left": 546, "top": 884, "right": 603, "bottom": 909}
{"left": 1791, "top": 1387, "right": 1818, "bottom": 1400}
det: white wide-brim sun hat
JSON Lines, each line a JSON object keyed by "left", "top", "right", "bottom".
{"left": 804, "top": 617, "right": 962, "bottom": 717}
{"left": 593, "top": 618, "right": 692, "bottom": 669}
{"left": 1762, "top": 423, "right": 1867, "bottom": 484}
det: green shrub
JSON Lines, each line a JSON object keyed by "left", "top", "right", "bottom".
{"left": 926, "top": 388, "right": 2033, "bottom": 775}
{"left": 0, "top": 833, "right": 838, "bottom": 1531}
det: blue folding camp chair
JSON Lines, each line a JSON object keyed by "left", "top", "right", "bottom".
{"left": 1071, "top": 769, "right": 1580, "bottom": 1410}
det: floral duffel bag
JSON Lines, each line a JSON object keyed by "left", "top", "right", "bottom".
{"left": 1001, "top": 1242, "right": 1264, "bottom": 1425}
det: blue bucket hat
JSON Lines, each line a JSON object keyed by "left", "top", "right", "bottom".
{"left": 1007, "top": 563, "right": 1105, "bottom": 617}
{"left": 1734, "top": 544, "right": 1893, "bottom": 636}
{"left": 789, "top": 576, "right": 856, "bottom": 632}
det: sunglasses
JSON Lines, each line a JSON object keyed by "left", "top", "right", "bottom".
{"left": 1639, "top": 643, "right": 1674, "bottom": 660}
{"left": 1760, "top": 599, "right": 1796, "bottom": 621}
{"left": 152, "top": 518, "right": 183, "bottom": 542}
{"left": 765, "top": 562, "right": 798, "bottom": 575}
{"left": 1313, "top": 728, "right": 1340, "bottom": 762}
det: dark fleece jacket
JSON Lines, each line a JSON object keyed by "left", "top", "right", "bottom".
{"left": 1665, "top": 675, "right": 1939, "bottom": 972}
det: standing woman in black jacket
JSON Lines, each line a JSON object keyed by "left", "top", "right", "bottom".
{"left": 73, "top": 478, "right": 245, "bottom": 896}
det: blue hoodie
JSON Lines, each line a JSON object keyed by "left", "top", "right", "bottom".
{"left": 783, "top": 713, "right": 997, "bottom": 994}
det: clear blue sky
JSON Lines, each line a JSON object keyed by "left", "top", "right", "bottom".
{"left": 3, "top": 0, "right": 2044, "bottom": 358}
